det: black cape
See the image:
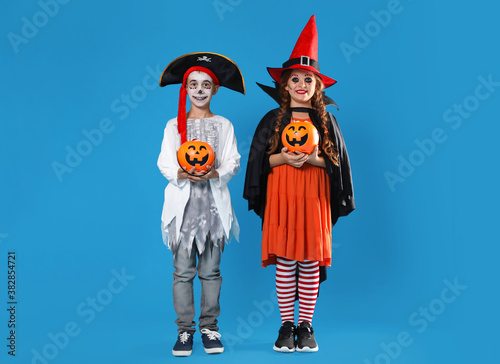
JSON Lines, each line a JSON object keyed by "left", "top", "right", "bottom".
{"left": 243, "top": 108, "right": 355, "bottom": 285}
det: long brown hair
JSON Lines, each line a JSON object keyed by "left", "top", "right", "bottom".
{"left": 267, "top": 70, "right": 339, "bottom": 166}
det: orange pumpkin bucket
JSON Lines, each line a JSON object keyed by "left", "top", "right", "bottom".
{"left": 281, "top": 121, "right": 319, "bottom": 154}
{"left": 177, "top": 140, "right": 215, "bottom": 174}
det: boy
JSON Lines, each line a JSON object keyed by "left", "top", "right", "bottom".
{"left": 157, "top": 52, "right": 245, "bottom": 356}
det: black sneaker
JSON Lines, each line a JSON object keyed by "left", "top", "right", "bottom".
{"left": 296, "top": 321, "right": 318, "bottom": 352}
{"left": 273, "top": 321, "right": 296, "bottom": 353}
{"left": 172, "top": 331, "right": 193, "bottom": 356}
{"left": 201, "top": 328, "right": 224, "bottom": 354}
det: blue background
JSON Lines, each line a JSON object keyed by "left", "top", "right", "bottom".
{"left": 1, "top": 0, "right": 499, "bottom": 363}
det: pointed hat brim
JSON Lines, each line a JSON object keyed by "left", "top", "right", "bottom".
{"left": 256, "top": 81, "right": 338, "bottom": 109}
{"left": 267, "top": 65, "right": 337, "bottom": 88}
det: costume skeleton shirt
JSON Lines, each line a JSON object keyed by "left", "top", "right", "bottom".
{"left": 158, "top": 115, "right": 240, "bottom": 256}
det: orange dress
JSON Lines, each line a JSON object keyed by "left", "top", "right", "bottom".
{"left": 261, "top": 139, "right": 332, "bottom": 267}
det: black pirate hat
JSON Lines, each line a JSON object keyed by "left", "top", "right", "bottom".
{"left": 160, "top": 52, "right": 245, "bottom": 93}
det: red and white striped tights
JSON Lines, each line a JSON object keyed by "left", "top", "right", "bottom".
{"left": 275, "top": 257, "right": 320, "bottom": 324}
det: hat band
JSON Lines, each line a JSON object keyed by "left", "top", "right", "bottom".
{"left": 282, "top": 56, "right": 320, "bottom": 71}
{"left": 182, "top": 66, "right": 220, "bottom": 86}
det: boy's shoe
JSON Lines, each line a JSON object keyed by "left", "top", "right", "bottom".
{"left": 201, "top": 328, "right": 224, "bottom": 354}
{"left": 273, "top": 321, "right": 296, "bottom": 353}
{"left": 172, "top": 331, "right": 193, "bottom": 356}
{"left": 295, "top": 321, "right": 319, "bottom": 352}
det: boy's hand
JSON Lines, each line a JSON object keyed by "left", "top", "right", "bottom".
{"left": 177, "top": 166, "right": 196, "bottom": 179}
{"left": 186, "top": 165, "right": 219, "bottom": 182}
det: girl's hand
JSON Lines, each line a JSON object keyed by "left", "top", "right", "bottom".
{"left": 305, "top": 146, "right": 326, "bottom": 168}
{"left": 281, "top": 147, "right": 308, "bottom": 168}
{"left": 186, "top": 165, "right": 219, "bottom": 183}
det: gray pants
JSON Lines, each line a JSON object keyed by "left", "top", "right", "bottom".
{"left": 172, "top": 239, "right": 222, "bottom": 334}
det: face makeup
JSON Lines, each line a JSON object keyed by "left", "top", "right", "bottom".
{"left": 285, "top": 69, "right": 317, "bottom": 107}
{"left": 186, "top": 71, "right": 215, "bottom": 108}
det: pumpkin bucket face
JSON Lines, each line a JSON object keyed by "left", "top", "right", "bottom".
{"left": 281, "top": 121, "right": 319, "bottom": 154}
{"left": 177, "top": 140, "right": 215, "bottom": 174}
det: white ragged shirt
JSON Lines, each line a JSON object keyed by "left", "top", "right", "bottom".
{"left": 157, "top": 115, "right": 240, "bottom": 254}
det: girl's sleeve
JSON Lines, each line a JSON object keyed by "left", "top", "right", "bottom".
{"left": 212, "top": 120, "right": 240, "bottom": 188}
{"left": 157, "top": 120, "right": 188, "bottom": 188}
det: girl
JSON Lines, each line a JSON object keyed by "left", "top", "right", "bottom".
{"left": 243, "top": 16, "right": 355, "bottom": 353}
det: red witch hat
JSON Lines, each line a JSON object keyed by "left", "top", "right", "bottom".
{"left": 267, "top": 15, "right": 337, "bottom": 88}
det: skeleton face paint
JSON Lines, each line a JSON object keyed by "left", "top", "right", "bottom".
{"left": 186, "top": 71, "right": 215, "bottom": 109}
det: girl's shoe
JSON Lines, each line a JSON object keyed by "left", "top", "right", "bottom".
{"left": 273, "top": 321, "right": 296, "bottom": 353}
{"left": 295, "top": 321, "right": 318, "bottom": 352}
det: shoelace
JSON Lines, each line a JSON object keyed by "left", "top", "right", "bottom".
{"left": 179, "top": 332, "right": 191, "bottom": 344}
{"left": 200, "top": 328, "right": 222, "bottom": 341}
{"left": 279, "top": 326, "right": 295, "bottom": 335}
